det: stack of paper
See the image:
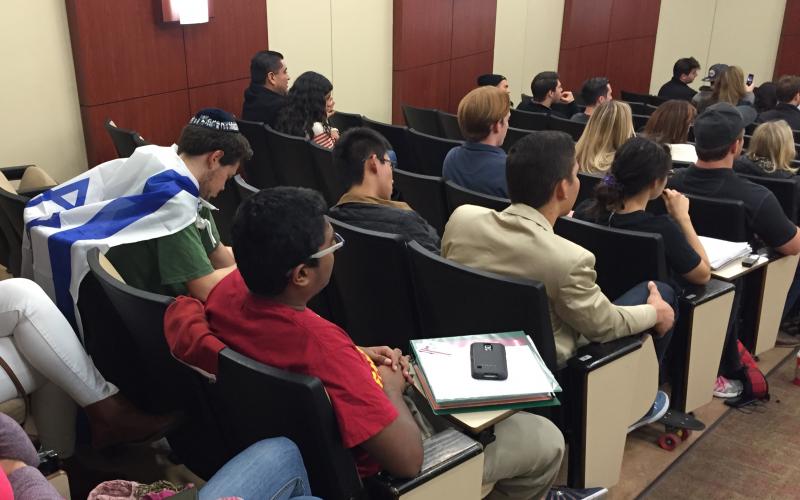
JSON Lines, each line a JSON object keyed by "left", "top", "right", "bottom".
{"left": 698, "top": 236, "right": 753, "bottom": 270}
{"left": 411, "top": 332, "right": 561, "bottom": 414}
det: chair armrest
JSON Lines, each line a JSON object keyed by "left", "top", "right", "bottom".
{"left": 679, "top": 278, "right": 736, "bottom": 307}
{"left": 16, "top": 186, "right": 52, "bottom": 198}
{"left": 0, "top": 165, "right": 34, "bottom": 181}
{"left": 368, "top": 428, "right": 483, "bottom": 497}
{"left": 567, "top": 335, "right": 643, "bottom": 372}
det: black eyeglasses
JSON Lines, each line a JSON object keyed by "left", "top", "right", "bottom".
{"left": 363, "top": 154, "right": 396, "bottom": 170}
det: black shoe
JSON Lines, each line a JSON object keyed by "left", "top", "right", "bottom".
{"left": 546, "top": 486, "right": 608, "bottom": 500}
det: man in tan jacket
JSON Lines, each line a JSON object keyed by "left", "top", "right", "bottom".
{"left": 442, "top": 131, "right": 677, "bottom": 428}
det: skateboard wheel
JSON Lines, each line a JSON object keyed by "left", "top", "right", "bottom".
{"left": 658, "top": 433, "right": 679, "bottom": 451}
{"left": 676, "top": 429, "right": 692, "bottom": 441}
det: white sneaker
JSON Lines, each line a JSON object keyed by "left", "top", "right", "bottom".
{"left": 713, "top": 376, "right": 743, "bottom": 398}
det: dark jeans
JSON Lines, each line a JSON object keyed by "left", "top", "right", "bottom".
{"left": 782, "top": 259, "right": 800, "bottom": 319}
{"left": 612, "top": 280, "right": 677, "bottom": 370}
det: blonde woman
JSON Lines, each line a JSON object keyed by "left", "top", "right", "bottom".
{"left": 697, "top": 66, "right": 755, "bottom": 112}
{"left": 576, "top": 100, "right": 635, "bottom": 174}
{"left": 734, "top": 120, "right": 798, "bottom": 178}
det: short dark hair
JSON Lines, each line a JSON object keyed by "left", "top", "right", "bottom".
{"left": 232, "top": 187, "right": 327, "bottom": 296}
{"left": 588, "top": 137, "right": 671, "bottom": 218}
{"left": 531, "top": 71, "right": 559, "bottom": 101}
{"left": 333, "top": 127, "right": 392, "bottom": 188}
{"left": 695, "top": 131, "right": 743, "bottom": 162}
{"left": 506, "top": 131, "right": 576, "bottom": 209}
{"left": 250, "top": 50, "right": 284, "bottom": 85}
{"left": 176, "top": 125, "right": 253, "bottom": 166}
{"left": 673, "top": 57, "right": 700, "bottom": 79}
{"left": 775, "top": 75, "right": 800, "bottom": 103}
{"left": 581, "top": 77, "right": 610, "bottom": 106}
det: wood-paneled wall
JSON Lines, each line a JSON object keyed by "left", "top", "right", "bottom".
{"left": 558, "top": 0, "right": 661, "bottom": 96}
{"left": 774, "top": 0, "right": 800, "bottom": 79}
{"left": 65, "top": 0, "right": 268, "bottom": 167}
{"left": 392, "top": 0, "right": 496, "bottom": 123}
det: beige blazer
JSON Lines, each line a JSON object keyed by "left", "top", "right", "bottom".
{"left": 442, "top": 203, "right": 656, "bottom": 367}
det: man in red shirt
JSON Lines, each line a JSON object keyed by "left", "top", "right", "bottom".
{"left": 205, "top": 186, "right": 567, "bottom": 498}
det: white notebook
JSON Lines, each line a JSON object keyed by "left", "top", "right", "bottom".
{"left": 698, "top": 235, "right": 753, "bottom": 270}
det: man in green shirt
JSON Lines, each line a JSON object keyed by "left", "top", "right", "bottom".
{"left": 106, "top": 109, "right": 252, "bottom": 300}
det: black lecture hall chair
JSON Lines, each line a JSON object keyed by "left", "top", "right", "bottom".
{"left": 264, "top": 125, "right": 322, "bottom": 192}
{"left": 436, "top": 111, "right": 464, "bottom": 141}
{"left": 362, "top": 116, "right": 415, "bottom": 172}
{"left": 234, "top": 173, "right": 258, "bottom": 201}
{"left": 623, "top": 101, "right": 649, "bottom": 116}
{"left": 86, "top": 248, "right": 228, "bottom": 478}
{"left": 392, "top": 168, "right": 448, "bottom": 236}
{"left": 645, "top": 104, "right": 660, "bottom": 115}
{"left": 402, "top": 104, "right": 442, "bottom": 137}
{"left": 404, "top": 241, "right": 661, "bottom": 489}
{"left": 648, "top": 95, "right": 668, "bottom": 107}
{"left": 737, "top": 174, "right": 798, "bottom": 222}
{"left": 576, "top": 172, "right": 602, "bottom": 206}
{"left": 509, "top": 109, "right": 549, "bottom": 130}
{"left": 327, "top": 218, "right": 420, "bottom": 349}
{"left": 501, "top": 127, "right": 532, "bottom": 152}
{"left": 236, "top": 119, "right": 277, "bottom": 189}
{"left": 328, "top": 111, "right": 363, "bottom": 133}
{"left": 210, "top": 348, "right": 484, "bottom": 500}
{"left": 443, "top": 180, "right": 510, "bottom": 216}
{"left": 406, "top": 129, "right": 462, "bottom": 177}
{"left": 552, "top": 217, "right": 736, "bottom": 414}
{"left": 207, "top": 176, "right": 242, "bottom": 246}
{"left": 0, "top": 164, "right": 51, "bottom": 276}
{"left": 548, "top": 114, "right": 586, "bottom": 141}
{"left": 308, "top": 141, "right": 347, "bottom": 207}
{"left": 104, "top": 119, "right": 148, "bottom": 158}
{"left": 631, "top": 114, "right": 649, "bottom": 131}
{"left": 620, "top": 90, "right": 649, "bottom": 104}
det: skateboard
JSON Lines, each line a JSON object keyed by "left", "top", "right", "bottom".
{"left": 655, "top": 409, "right": 706, "bottom": 451}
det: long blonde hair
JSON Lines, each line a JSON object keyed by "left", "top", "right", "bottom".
{"left": 576, "top": 101, "right": 635, "bottom": 173}
{"left": 713, "top": 66, "right": 747, "bottom": 106}
{"left": 747, "top": 120, "right": 797, "bottom": 173}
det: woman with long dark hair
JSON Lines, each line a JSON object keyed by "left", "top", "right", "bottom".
{"left": 274, "top": 71, "right": 339, "bottom": 148}
{"left": 574, "top": 136, "right": 710, "bottom": 285}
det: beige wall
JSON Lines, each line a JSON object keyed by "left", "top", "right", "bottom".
{"left": 267, "top": 0, "right": 393, "bottom": 122}
{"left": 0, "top": 1, "right": 87, "bottom": 182}
{"left": 650, "top": 0, "right": 786, "bottom": 94}
{"left": 494, "top": 0, "right": 565, "bottom": 104}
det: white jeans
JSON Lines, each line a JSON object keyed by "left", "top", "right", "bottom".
{"left": 0, "top": 278, "right": 118, "bottom": 454}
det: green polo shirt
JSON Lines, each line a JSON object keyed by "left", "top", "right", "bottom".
{"left": 105, "top": 206, "right": 220, "bottom": 297}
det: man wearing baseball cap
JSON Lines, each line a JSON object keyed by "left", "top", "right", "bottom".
{"left": 668, "top": 102, "right": 800, "bottom": 377}
{"left": 691, "top": 63, "right": 729, "bottom": 108}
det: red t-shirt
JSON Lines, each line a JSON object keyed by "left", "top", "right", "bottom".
{"left": 205, "top": 271, "right": 398, "bottom": 477}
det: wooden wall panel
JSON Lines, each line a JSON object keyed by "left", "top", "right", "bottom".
{"left": 66, "top": 1, "right": 268, "bottom": 167}
{"left": 183, "top": 0, "right": 268, "bottom": 87}
{"left": 393, "top": 61, "right": 451, "bottom": 124}
{"left": 81, "top": 91, "right": 191, "bottom": 167}
{"left": 449, "top": 51, "right": 494, "bottom": 112}
{"left": 452, "top": 0, "right": 497, "bottom": 59}
{"left": 393, "top": 0, "right": 453, "bottom": 70}
{"left": 559, "top": 0, "right": 660, "bottom": 95}
{"left": 65, "top": 0, "right": 186, "bottom": 105}
{"left": 189, "top": 79, "right": 250, "bottom": 117}
{"left": 774, "top": 0, "right": 800, "bottom": 78}
{"left": 392, "top": 0, "right": 496, "bottom": 124}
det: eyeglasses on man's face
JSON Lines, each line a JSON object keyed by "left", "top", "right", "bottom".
{"left": 363, "top": 154, "right": 396, "bottom": 170}
{"left": 309, "top": 232, "right": 345, "bottom": 259}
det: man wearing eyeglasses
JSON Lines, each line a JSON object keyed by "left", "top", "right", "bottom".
{"left": 329, "top": 127, "right": 441, "bottom": 252}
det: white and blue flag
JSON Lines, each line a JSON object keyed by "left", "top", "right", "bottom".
{"left": 22, "top": 145, "right": 201, "bottom": 332}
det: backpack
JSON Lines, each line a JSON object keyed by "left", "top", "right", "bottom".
{"left": 726, "top": 340, "right": 769, "bottom": 408}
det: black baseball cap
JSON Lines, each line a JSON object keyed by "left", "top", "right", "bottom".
{"left": 702, "top": 63, "right": 729, "bottom": 82}
{"left": 694, "top": 102, "right": 757, "bottom": 150}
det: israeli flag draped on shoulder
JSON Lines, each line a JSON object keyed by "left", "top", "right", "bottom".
{"left": 22, "top": 145, "right": 201, "bottom": 334}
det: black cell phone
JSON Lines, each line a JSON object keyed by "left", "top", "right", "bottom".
{"left": 470, "top": 342, "right": 508, "bottom": 380}
{"left": 742, "top": 254, "right": 760, "bottom": 267}
{"left": 747, "top": 73, "right": 754, "bottom": 86}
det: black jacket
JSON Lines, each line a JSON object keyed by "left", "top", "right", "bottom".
{"left": 241, "top": 84, "right": 287, "bottom": 127}
{"left": 657, "top": 77, "right": 697, "bottom": 102}
{"left": 328, "top": 203, "right": 441, "bottom": 252}
{"left": 758, "top": 103, "right": 800, "bottom": 132}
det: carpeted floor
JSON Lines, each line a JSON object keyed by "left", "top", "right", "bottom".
{"left": 644, "top": 349, "right": 800, "bottom": 499}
